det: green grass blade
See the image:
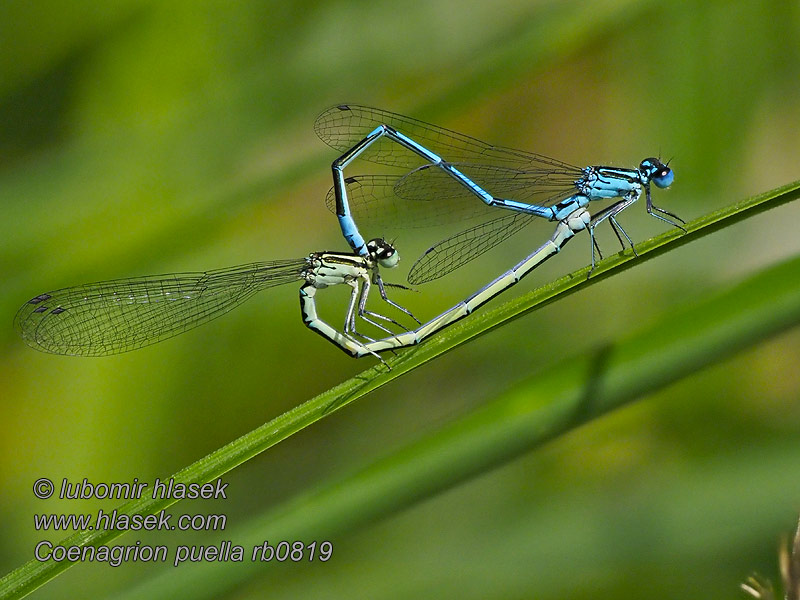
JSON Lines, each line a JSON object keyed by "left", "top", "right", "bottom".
{"left": 1, "top": 179, "right": 798, "bottom": 600}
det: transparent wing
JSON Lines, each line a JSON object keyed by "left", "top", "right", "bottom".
{"left": 314, "top": 104, "right": 581, "bottom": 172}
{"left": 326, "top": 164, "right": 577, "bottom": 230}
{"left": 395, "top": 163, "right": 580, "bottom": 207}
{"left": 325, "top": 174, "right": 496, "bottom": 229}
{"left": 408, "top": 212, "right": 536, "bottom": 285}
{"left": 15, "top": 259, "right": 307, "bottom": 356}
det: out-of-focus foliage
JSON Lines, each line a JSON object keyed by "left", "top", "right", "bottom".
{"left": 2, "top": 1, "right": 800, "bottom": 598}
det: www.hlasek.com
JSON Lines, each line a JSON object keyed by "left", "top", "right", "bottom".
{"left": 32, "top": 477, "right": 332, "bottom": 567}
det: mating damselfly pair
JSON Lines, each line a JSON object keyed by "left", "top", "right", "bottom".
{"left": 15, "top": 105, "right": 683, "bottom": 361}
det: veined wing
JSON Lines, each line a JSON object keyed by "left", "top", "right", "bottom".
{"left": 408, "top": 212, "right": 535, "bottom": 285}
{"left": 395, "top": 162, "right": 580, "bottom": 207}
{"left": 325, "top": 163, "right": 578, "bottom": 231}
{"left": 15, "top": 259, "right": 307, "bottom": 356}
{"left": 326, "top": 174, "right": 496, "bottom": 229}
{"left": 315, "top": 104, "right": 580, "bottom": 172}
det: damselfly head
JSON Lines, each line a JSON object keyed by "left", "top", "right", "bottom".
{"left": 640, "top": 157, "right": 674, "bottom": 189}
{"left": 366, "top": 238, "right": 400, "bottom": 269}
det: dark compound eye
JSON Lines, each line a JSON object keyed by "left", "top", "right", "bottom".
{"left": 367, "top": 238, "right": 395, "bottom": 257}
{"left": 366, "top": 238, "right": 400, "bottom": 268}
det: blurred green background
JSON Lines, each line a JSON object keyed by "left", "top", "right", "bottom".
{"left": 3, "top": 0, "right": 800, "bottom": 598}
